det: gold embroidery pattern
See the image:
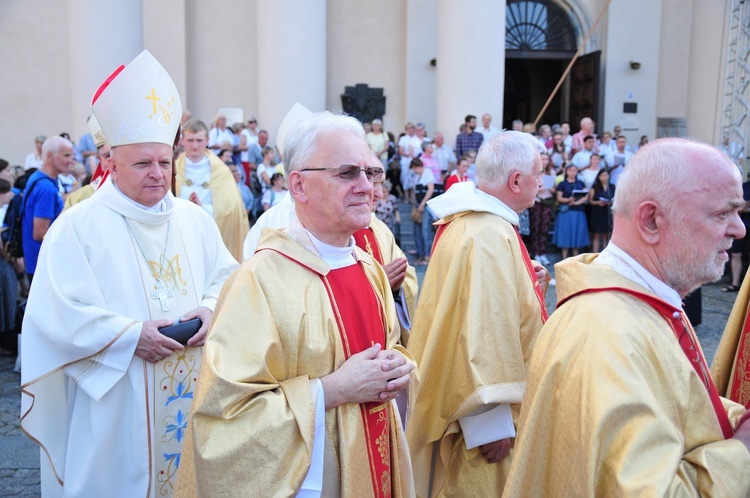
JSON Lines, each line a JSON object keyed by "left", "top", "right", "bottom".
{"left": 148, "top": 254, "right": 188, "bottom": 296}
{"left": 374, "top": 408, "right": 392, "bottom": 496}
{"left": 739, "top": 332, "right": 750, "bottom": 406}
{"left": 364, "top": 234, "right": 375, "bottom": 258}
{"left": 156, "top": 453, "right": 179, "bottom": 496}
{"left": 183, "top": 179, "right": 210, "bottom": 189}
{"left": 146, "top": 89, "right": 176, "bottom": 124}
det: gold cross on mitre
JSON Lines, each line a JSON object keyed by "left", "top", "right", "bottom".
{"left": 146, "top": 89, "right": 161, "bottom": 114}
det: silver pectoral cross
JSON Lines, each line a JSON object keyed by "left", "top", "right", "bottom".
{"left": 151, "top": 279, "right": 174, "bottom": 312}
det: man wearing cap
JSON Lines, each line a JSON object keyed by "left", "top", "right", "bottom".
{"left": 174, "top": 118, "right": 249, "bottom": 262}
{"left": 176, "top": 111, "right": 416, "bottom": 497}
{"left": 20, "top": 50, "right": 238, "bottom": 498}
{"left": 63, "top": 114, "right": 111, "bottom": 210}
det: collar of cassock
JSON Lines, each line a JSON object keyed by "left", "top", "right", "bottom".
{"left": 426, "top": 180, "right": 519, "bottom": 226}
{"left": 92, "top": 177, "right": 174, "bottom": 225}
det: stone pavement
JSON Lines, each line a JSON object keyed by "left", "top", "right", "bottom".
{"left": 0, "top": 201, "right": 741, "bottom": 496}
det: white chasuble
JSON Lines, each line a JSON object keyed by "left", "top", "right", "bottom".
{"left": 21, "top": 179, "right": 237, "bottom": 498}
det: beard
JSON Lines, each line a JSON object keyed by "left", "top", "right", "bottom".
{"left": 662, "top": 225, "right": 729, "bottom": 296}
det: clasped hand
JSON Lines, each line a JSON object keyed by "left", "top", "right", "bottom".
{"left": 321, "top": 343, "right": 414, "bottom": 410}
{"left": 134, "top": 306, "right": 213, "bottom": 363}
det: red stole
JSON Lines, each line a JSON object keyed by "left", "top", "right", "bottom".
{"left": 560, "top": 287, "right": 735, "bottom": 439}
{"left": 322, "top": 264, "right": 393, "bottom": 497}
{"left": 729, "top": 306, "right": 750, "bottom": 407}
{"left": 431, "top": 219, "right": 549, "bottom": 323}
{"left": 513, "top": 227, "right": 549, "bottom": 323}
{"left": 353, "top": 227, "right": 384, "bottom": 265}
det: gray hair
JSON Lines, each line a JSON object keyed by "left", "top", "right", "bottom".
{"left": 283, "top": 112, "right": 365, "bottom": 177}
{"left": 612, "top": 138, "right": 704, "bottom": 217}
{"left": 475, "top": 130, "right": 543, "bottom": 188}
{"left": 42, "top": 135, "right": 73, "bottom": 158}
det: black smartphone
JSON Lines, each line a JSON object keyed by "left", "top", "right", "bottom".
{"left": 158, "top": 317, "right": 202, "bottom": 345}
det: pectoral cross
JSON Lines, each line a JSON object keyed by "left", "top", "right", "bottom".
{"left": 151, "top": 279, "right": 173, "bottom": 312}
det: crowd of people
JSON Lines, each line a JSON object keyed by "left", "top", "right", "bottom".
{"left": 3, "top": 49, "right": 750, "bottom": 498}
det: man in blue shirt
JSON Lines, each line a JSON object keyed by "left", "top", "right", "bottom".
{"left": 22, "top": 136, "right": 74, "bottom": 282}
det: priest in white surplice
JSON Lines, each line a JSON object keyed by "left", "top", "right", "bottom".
{"left": 20, "top": 50, "right": 238, "bottom": 498}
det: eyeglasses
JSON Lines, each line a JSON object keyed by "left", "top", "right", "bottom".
{"left": 300, "top": 164, "right": 385, "bottom": 183}
{"left": 248, "top": 120, "right": 257, "bottom": 124}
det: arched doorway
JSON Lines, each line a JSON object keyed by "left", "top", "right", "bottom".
{"left": 504, "top": 0, "right": 595, "bottom": 129}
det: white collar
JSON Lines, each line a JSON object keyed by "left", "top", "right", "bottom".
{"left": 597, "top": 242, "right": 682, "bottom": 308}
{"left": 306, "top": 230, "right": 356, "bottom": 270}
{"left": 426, "top": 181, "right": 519, "bottom": 225}
{"left": 185, "top": 154, "right": 210, "bottom": 168}
{"left": 93, "top": 177, "right": 173, "bottom": 225}
{"left": 111, "top": 181, "right": 167, "bottom": 213}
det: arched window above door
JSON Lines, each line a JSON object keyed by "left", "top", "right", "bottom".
{"left": 506, "top": 0, "right": 578, "bottom": 53}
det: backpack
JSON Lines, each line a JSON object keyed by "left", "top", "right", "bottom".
{"left": 2, "top": 194, "right": 24, "bottom": 258}
{"left": 2, "top": 175, "right": 56, "bottom": 258}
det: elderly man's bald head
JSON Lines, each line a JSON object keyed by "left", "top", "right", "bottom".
{"left": 613, "top": 138, "right": 735, "bottom": 218}
{"left": 611, "top": 137, "right": 746, "bottom": 296}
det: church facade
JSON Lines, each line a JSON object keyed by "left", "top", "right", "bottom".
{"left": 0, "top": 0, "right": 727, "bottom": 164}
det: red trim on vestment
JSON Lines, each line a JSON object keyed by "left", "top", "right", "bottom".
{"left": 323, "top": 265, "right": 393, "bottom": 497}
{"left": 353, "top": 228, "right": 384, "bottom": 265}
{"left": 560, "top": 286, "right": 734, "bottom": 439}
{"left": 513, "top": 227, "right": 549, "bottom": 323}
{"left": 730, "top": 306, "right": 750, "bottom": 407}
{"left": 430, "top": 221, "right": 453, "bottom": 257}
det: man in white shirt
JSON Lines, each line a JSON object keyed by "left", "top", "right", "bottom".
{"left": 433, "top": 132, "right": 457, "bottom": 179}
{"left": 207, "top": 114, "right": 235, "bottom": 155}
{"left": 605, "top": 135, "right": 634, "bottom": 185}
{"left": 570, "top": 135, "right": 596, "bottom": 168}
{"left": 477, "top": 113, "right": 499, "bottom": 142}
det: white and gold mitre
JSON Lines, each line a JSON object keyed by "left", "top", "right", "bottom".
{"left": 90, "top": 50, "right": 182, "bottom": 147}
{"left": 276, "top": 102, "right": 313, "bottom": 157}
{"left": 87, "top": 114, "right": 107, "bottom": 149}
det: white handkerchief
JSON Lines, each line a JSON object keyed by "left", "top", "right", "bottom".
{"left": 459, "top": 403, "right": 515, "bottom": 450}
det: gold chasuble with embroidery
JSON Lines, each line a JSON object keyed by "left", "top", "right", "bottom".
{"left": 20, "top": 180, "right": 237, "bottom": 497}
{"left": 505, "top": 255, "right": 750, "bottom": 497}
{"left": 174, "top": 151, "right": 249, "bottom": 262}
{"left": 712, "top": 270, "right": 750, "bottom": 408}
{"left": 354, "top": 215, "right": 418, "bottom": 345}
{"left": 175, "top": 226, "right": 416, "bottom": 497}
{"left": 406, "top": 210, "right": 547, "bottom": 498}
{"left": 63, "top": 183, "right": 95, "bottom": 210}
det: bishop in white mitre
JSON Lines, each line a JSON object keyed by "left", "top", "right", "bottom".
{"left": 20, "top": 50, "right": 238, "bottom": 498}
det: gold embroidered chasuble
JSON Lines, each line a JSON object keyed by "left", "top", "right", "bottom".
{"left": 175, "top": 227, "right": 416, "bottom": 497}
{"left": 63, "top": 183, "right": 95, "bottom": 211}
{"left": 366, "top": 215, "right": 418, "bottom": 346}
{"left": 712, "top": 269, "right": 750, "bottom": 408}
{"left": 505, "top": 254, "right": 750, "bottom": 497}
{"left": 174, "top": 150, "right": 249, "bottom": 262}
{"left": 406, "top": 211, "right": 546, "bottom": 498}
